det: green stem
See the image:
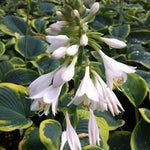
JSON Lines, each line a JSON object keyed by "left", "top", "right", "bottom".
{"left": 135, "top": 107, "right": 139, "bottom": 124}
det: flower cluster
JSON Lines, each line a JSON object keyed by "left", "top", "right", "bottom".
{"left": 27, "top": 0, "right": 136, "bottom": 149}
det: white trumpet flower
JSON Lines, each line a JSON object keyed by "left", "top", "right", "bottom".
{"left": 27, "top": 71, "right": 55, "bottom": 96}
{"left": 60, "top": 112, "right": 81, "bottom": 150}
{"left": 91, "top": 69, "right": 124, "bottom": 116}
{"left": 46, "top": 35, "right": 70, "bottom": 53}
{"left": 100, "top": 37, "right": 127, "bottom": 49}
{"left": 61, "top": 56, "right": 77, "bottom": 82}
{"left": 88, "top": 109, "right": 100, "bottom": 146}
{"left": 99, "top": 50, "right": 136, "bottom": 90}
{"left": 90, "top": 77, "right": 108, "bottom": 112}
{"left": 30, "top": 98, "right": 50, "bottom": 116}
{"left": 29, "top": 84, "right": 63, "bottom": 116}
{"left": 80, "top": 34, "right": 88, "bottom": 46}
{"left": 68, "top": 66, "right": 99, "bottom": 106}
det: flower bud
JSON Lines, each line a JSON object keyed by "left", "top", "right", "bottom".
{"left": 100, "top": 37, "right": 127, "bottom": 49}
{"left": 89, "top": 2, "right": 100, "bottom": 15}
{"left": 56, "top": 11, "right": 64, "bottom": 20}
{"left": 52, "top": 47, "right": 67, "bottom": 59}
{"left": 80, "top": 34, "right": 88, "bottom": 46}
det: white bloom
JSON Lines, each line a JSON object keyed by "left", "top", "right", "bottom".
{"left": 45, "top": 28, "right": 60, "bottom": 35}
{"left": 53, "top": 67, "right": 65, "bottom": 87}
{"left": 46, "top": 35, "right": 70, "bottom": 53}
{"left": 46, "top": 21, "right": 68, "bottom": 35}
{"left": 27, "top": 71, "right": 55, "bottom": 96}
{"left": 68, "top": 66, "right": 99, "bottom": 106}
{"left": 60, "top": 112, "right": 81, "bottom": 150}
{"left": 66, "top": 44, "right": 79, "bottom": 56}
{"left": 100, "top": 37, "right": 127, "bottom": 49}
{"left": 88, "top": 109, "right": 100, "bottom": 146}
{"left": 80, "top": 34, "right": 88, "bottom": 46}
{"left": 30, "top": 98, "right": 50, "bottom": 116}
{"left": 61, "top": 56, "right": 77, "bottom": 82}
{"left": 29, "top": 85, "right": 63, "bottom": 116}
{"left": 89, "top": 2, "right": 99, "bottom": 15}
{"left": 90, "top": 77, "right": 108, "bottom": 112}
{"left": 50, "top": 21, "right": 68, "bottom": 31}
{"left": 60, "top": 131, "right": 67, "bottom": 150}
{"left": 92, "top": 70, "right": 124, "bottom": 116}
{"left": 100, "top": 50, "right": 136, "bottom": 90}
{"left": 52, "top": 46, "right": 67, "bottom": 59}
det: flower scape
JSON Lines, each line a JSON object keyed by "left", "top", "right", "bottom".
{"left": 0, "top": 0, "right": 150, "bottom": 150}
{"left": 27, "top": 0, "right": 136, "bottom": 149}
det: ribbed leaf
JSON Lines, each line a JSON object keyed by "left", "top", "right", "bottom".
{"left": 39, "top": 119, "right": 62, "bottom": 150}
{"left": 121, "top": 74, "right": 148, "bottom": 107}
{"left": 139, "top": 108, "right": 150, "bottom": 123}
{"left": 94, "top": 111, "right": 125, "bottom": 131}
{"left": 109, "top": 24, "right": 130, "bottom": 39}
{"left": 131, "top": 119, "right": 150, "bottom": 150}
{"left": 15, "top": 36, "right": 48, "bottom": 58}
{"left": 4, "top": 68, "right": 39, "bottom": 85}
{"left": 0, "top": 41, "right": 5, "bottom": 57}
{"left": 0, "top": 15, "right": 33, "bottom": 36}
{"left": 31, "top": 19, "right": 48, "bottom": 34}
{"left": 108, "top": 131, "right": 131, "bottom": 150}
{"left": 19, "top": 127, "right": 46, "bottom": 150}
{"left": 0, "top": 83, "right": 33, "bottom": 131}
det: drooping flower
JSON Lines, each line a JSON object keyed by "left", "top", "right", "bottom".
{"left": 100, "top": 37, "right": 127, "bottom": 49}
{"left": 46, "top": 35, "right": 70, "bottom": 53}
{"left": 80, "top": 34, "right": 88, "bottom": 46}
{"left": 90, "top": 76, "right": 108, "bottom": 112}
{"left": 88, "top": 109, "right": 100, "bottom": 146}
{"left": 27, "top": 71, "right": 55, "bottom": 97}
{"left": 68, "top": 66, "right": 99, "bottom": 106}
{"left": 60, "top": 112, "right": 81, "bottom": 150}
{"left": 91, "top": 69, "right": 124, "bottom": 116}
{"left": 61, "top": 56, "right": 77, "bottom": 82}
{"left": 99, "top": 50, "right": 136, "bottom": 90}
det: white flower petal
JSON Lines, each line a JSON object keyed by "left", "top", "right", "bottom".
{"left": 27, "top": 71, "right": 54, "bottom": 96}
{"left": 53, "top": 67, "right": 65, "bottom": 87}
{"left": 65, "top": 112, "right": 81, "bottom": 150}
{"left": 100, "top": 50, "right": 136, "bottom": 90}
{"left": 60, "top": 131, "right": 67, "bottom": 150}
{"left": 61, "top": 56, "right": 77, "bottom": 82}
{"left": 88, "top": 109, "right": 100, "bottom": 146}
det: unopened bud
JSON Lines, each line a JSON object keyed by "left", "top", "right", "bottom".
{"left": 80, "top": 34, "right": 88, "bottom": 46}
{"left": 89, "top": 2, "right": 99, "bottom": 15}
{"left": 56, "top": 11, "right": 64, "bottom": 20}
{"left": 100, "top": 37, "right": 127, "bottom": 49}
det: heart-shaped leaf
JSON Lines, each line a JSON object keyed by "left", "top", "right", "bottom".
{"left": 0, "top": 83, "right": 33, "bottom": 131}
